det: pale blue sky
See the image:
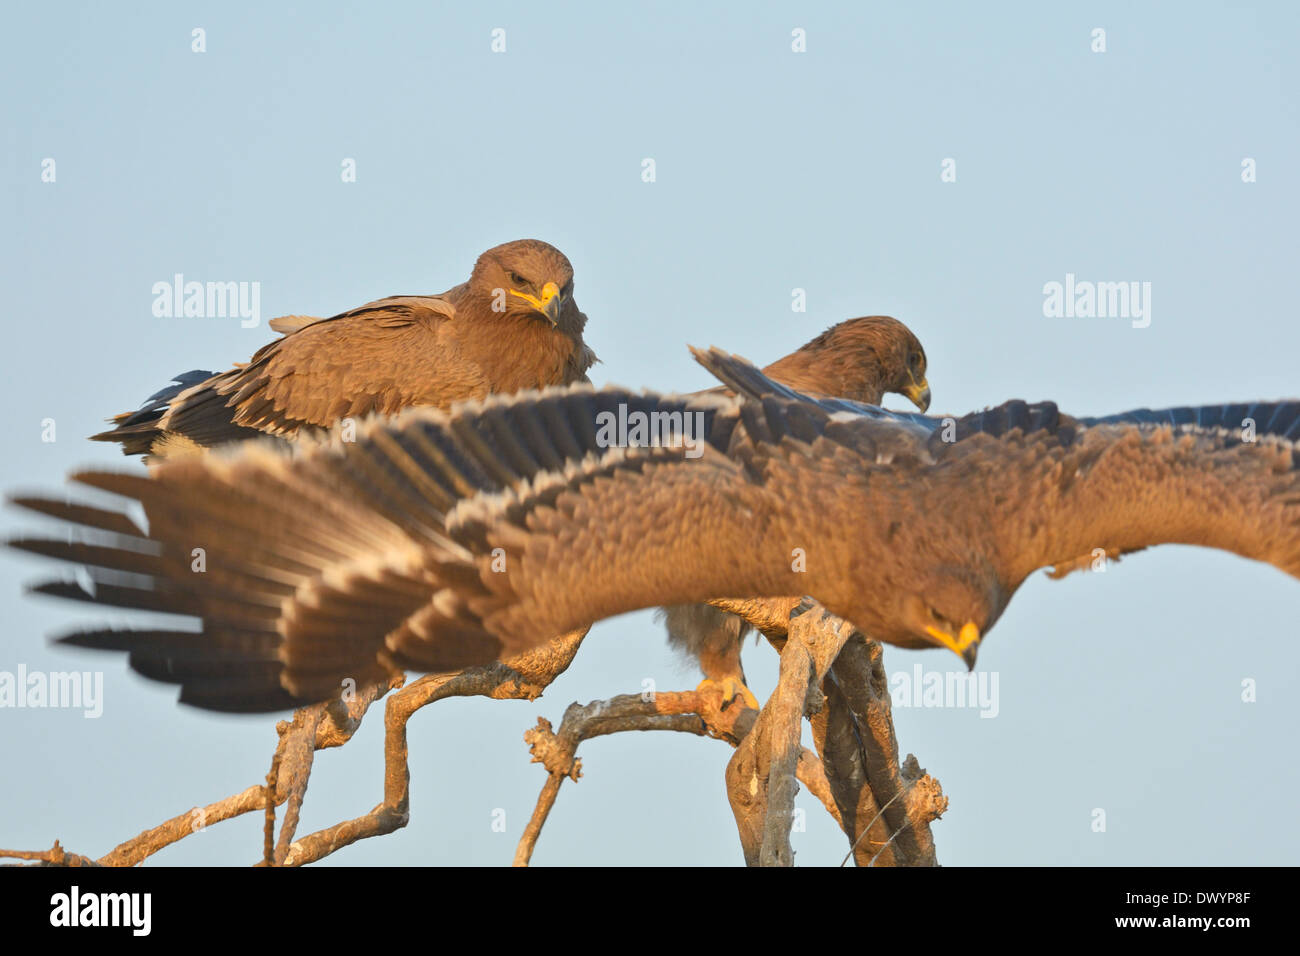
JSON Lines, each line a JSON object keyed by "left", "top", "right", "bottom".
{"left": 2, "top": 1, "right": 1297, "bottom": 866}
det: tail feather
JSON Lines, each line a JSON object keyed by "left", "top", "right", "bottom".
{"left": 113, "top": 370, "right": 214, "bottom": 426}
{"left": 90, "top": 370, "right": 215, "bottom": 454}
{"left": 89, "top": 369, "right": 274, "bottom": 457}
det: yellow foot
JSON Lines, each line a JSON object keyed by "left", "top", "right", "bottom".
{"left": 696, "top": 676, "right": 760, "bottom": 711}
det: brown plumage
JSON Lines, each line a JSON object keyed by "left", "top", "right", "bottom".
{"left": 756, "top": 315, "right": 929, "bottom": 408}
{"left": 661, "top": 316, "right": 931, "bottom": 705}
{"left": 93, "top": 239, "right": 597, "bottom": 458}
{"left": 12, "top": 351, "right": 1300, "bottom": 712}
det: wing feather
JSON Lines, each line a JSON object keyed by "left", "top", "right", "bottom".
{"left": 16, "top": 353, "right": 1300, "bottom": 711}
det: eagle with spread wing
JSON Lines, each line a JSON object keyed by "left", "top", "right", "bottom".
{"left": 95, "top": 302, "right": 935, "bottom": 709}
{"left": 93, "top": 239, "right": 597, "bottom": 459}
{"left": 12, "top": 350, "right": 1299, "bottom": 711}
{"left": 663, "top": 315, "right": 930, "bottom": 708}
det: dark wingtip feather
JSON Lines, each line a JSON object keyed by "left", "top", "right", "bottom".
{"left": 690, "top": 346, "right": 804, "bottom": 403}
{"left": 143, "top": 370, "right": 213, "bottom": 403}
{"left": 117, "top": 370, "right": 216, "bottom": 426}
{"left": 89, "top": 370, "right": 217, "bottom": 452}
{"left": 52, "top": 629, "right": 298, "bottom": 712}
{"left": 1082, "top": 401, "right": 1300, "bottom": 442}
{"left": 54, "top": 627, "right": 197, "bottom": 653}
{"left": 7, "top": 495, "right": 142, "bottom": 536}
{"left": 177, "top": 679, "right": 301, "bottom": 714}
{"left": 937, "top": 400, "right": 1069, "bottom": 447}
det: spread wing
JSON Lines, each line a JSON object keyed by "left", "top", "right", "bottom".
{"left": 15, "top": 352, "right": 1300, "bottom": 711}
{"left": 14, "top": 388, "right": 766, "bottom": 711}
{"left": 699, "top": 346, "right": 1300, "bottom": 577}
{"left": 1002, "top": 401, "right": 1300, "bottom": 580}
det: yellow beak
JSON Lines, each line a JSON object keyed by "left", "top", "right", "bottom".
{"left": 901, "top": 377, "right": 931, "bottom": 412}
{"left": 924, "top": 621, "right": 981, "bottom": 669}
{"left": 508, "top": 281, "right": 564, "bottom": 325}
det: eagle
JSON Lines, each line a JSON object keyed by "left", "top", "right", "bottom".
{"left": 94, "top": 297, "right": 933, "bottom": 709}
{"left": 663, "top": 315, "right": 930, "bottom": 709}
{"left": 92, "top": 239, "right": 597, "bottom": 459}
{"left": 11, "top": 350, "right": 1299, "bottom": 712}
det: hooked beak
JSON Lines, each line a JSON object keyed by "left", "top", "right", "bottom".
{"left": 538, "top": 281, "right": 563, "bottom": 325}
{"left": 509, "top": 281, "right": 564, "bottom": 326}
{"left": 924, "top": 621, "right": 981, "bottom": 670}
{"left": 901, "top": 377, "right": 931, "bottom": 413}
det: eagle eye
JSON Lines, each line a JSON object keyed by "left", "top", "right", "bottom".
{"left": 508, "top": 271, "right": 527, "bottom": 286}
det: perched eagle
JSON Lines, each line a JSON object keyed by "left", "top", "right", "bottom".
{"left": 93, "top": 239, "right": 597, "bottom": 459}
{"left": 94, "top": 297, "right": 932, "bottom": 708}
{"left": 662, "top": 315, "right": 931, "bottom": 708}
{"left": 11, "top": 351, "right": 1300, "bottom": 712}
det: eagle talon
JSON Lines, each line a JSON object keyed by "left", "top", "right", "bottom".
{"left": 697, "top": 676, "right": 760, "bottom": 711}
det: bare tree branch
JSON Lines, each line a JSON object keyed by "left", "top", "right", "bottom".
{"left": 825, "top": 637, "right": 948, "bottom": 866}
{"left": 276, "top": 628, "right": 591, "bottom": 866}
{"left": 511, "top": 684, "right": 845, "bottom": 866}
{"left": 721, "top": 600, "right": 854, "bottom": 865}
{"left": 0, "top": 841, "right": 98, "bottom": 867}
{"left": 1, "top": 605, "right": 946, "bottom": 869}
{"left": 2, "top": 631, "right": 591, "bottom": 867}
{"left": 703, "top": 598, "right": 948, "bottom": 867}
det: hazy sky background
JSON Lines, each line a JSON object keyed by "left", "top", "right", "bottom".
{"left": 2, "top": 1, "right": 1297, "bottom": 866}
